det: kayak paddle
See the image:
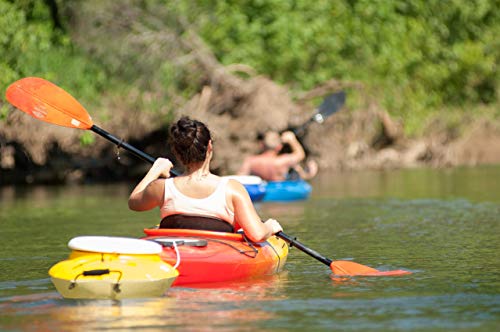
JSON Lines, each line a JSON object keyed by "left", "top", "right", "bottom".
{"left": 277, "top": 91, "right": 346, "bottom": 157}
{"left": 5, "top": 77, "right": 411, "bottom": 277}
{"left": 5, "top": 77, "right": 178, "bottom": 176}
{"left": 288, "top": 91, "right": 346, "bottom": 137}
{"left": 277, "top": 232, "right": 411, "bottom": 276}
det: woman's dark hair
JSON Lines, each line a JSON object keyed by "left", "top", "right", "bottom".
{"left": 169, "top": 116, "right": 211, "bottom": 165}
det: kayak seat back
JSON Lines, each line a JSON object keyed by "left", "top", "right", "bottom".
{"left": 159, "top": 214, "right": 234, "bottom": 233}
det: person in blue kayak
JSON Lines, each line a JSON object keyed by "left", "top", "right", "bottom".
{"left": 128, "top": 116, "right": 283, "bottom": 242}
{"left": 237, "top": 130, "right": 318, "bottom": 181}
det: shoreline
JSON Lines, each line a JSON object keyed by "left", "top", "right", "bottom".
{"left": 1, "top": 106, "right": 500, "bottom": 186}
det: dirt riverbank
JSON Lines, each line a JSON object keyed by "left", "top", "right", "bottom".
{"left": 1, "top": 78, "right": 500, "bottom": 186}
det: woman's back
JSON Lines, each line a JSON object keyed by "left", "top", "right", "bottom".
{"left": 171, "top": 174, "right": 226, "bottom": 199}
{"left": 128, "top": 116, "right": 282, "bottom": 242}
{"left": 161, "top": 175, "right": 235, "bottom": 225}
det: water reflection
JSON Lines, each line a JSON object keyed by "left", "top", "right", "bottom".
{"left": 1, "top": 166, "right": 500, "bottom": 330}
{"left": 0, "top": 183, "right": 133, "bottom": 204}
{"left": 0, "top": 273, "right": 289, "bottom": 331}
{"left": 312, "top": 165, "right": 500, "bottom": 203}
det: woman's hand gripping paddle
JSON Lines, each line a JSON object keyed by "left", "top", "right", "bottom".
{"left": 5, "top": 77, "right": 411, "bottom": 277}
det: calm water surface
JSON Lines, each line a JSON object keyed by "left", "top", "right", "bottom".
{"left": 1, "top": 166, "right": 499, "bottom": 331}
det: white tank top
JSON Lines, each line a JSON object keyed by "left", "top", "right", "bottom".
{"left": 160, "top": 177, "right": 235, "bottom": 224}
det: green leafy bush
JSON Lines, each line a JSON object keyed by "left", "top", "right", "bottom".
{"left": 0, "top": 0, "right": 106, "bottom": 107}
{"left": 2, "top": 0, "right": 498, "bottom": 136}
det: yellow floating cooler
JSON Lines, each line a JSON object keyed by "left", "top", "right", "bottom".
{"left": 49, "top": 236, "right": 179, "bottom": 300}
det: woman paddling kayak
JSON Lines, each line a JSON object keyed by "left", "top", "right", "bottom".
{"left": 128, "top": 116, "right": 283, "bottom": 242}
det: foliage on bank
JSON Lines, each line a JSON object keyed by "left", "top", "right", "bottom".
{"left": 181, "top": 0, "right": 499, "bottom": 134}
{"left": 1, "top": 0, "right": 498, "bottom": 135}
{"left": 0, "top": 1, "right": 106, "bottom": 115}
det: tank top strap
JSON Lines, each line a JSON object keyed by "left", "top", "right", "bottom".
{"left": 216, "top": 176, "right": 230, "bottom": 192}
{"left": 208, "top": 176, "right": 227, "bottom": 202}
{"left": 164, "top": 178, "right": 176, "bottom": 198}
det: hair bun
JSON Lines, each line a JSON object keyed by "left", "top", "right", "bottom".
{"left": 169, "top": 116, "right": 211, "bottom": 165}
{"left": 171, "top": 117, "right": 197, "bottom": 148}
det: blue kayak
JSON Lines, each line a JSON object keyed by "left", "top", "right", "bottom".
{"left": 260, "top": 179, "right": 312, "bottom": 202}
{"left": 244, "top": 182, "right": 267, "bottom": 201}
{"left": 224, "top": 176, "right": 312, "bottom": 202}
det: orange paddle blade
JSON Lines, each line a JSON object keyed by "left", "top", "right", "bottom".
{"left": 5, "top": 77, "right": 93, "bottom": 129}
{"left": 331, "top": 260, "right": 379, "bottom": 275}
{"left": 331, "top": 260, "right": 412, "bottom": 277}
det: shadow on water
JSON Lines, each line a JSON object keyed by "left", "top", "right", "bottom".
{"left": 1, "top": 166, "right": 499, "bottom": 331}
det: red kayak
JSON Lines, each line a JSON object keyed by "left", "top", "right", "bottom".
{"left": 143, "top": 228, "right": 289, "bottom": 286}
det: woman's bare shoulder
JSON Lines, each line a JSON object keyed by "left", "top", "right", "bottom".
{"left": 226, "top": 179, "right": 249, "bottom": 197}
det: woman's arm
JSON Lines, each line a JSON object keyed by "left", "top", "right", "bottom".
{"left": 128, "top": 158, "right": 173, "bottom": 211}
{"left": 228, "top": 179, "right": 282, "bottom": 242}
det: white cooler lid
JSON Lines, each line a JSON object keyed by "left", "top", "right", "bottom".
{"left": 68, "top": 236, "right": 162, "bottom": 254}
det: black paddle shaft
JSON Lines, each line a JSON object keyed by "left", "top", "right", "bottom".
{"left": 277, "top": 231, "right": 333, "bottom": 267}
{"left": 90, "top": 125, "right": 180, "bottom": 176}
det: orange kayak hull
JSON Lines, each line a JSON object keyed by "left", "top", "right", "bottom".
{"left": 143, "top": 229, "right": 288, "bottom": 286}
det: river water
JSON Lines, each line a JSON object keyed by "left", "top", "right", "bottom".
{"left": 1, "top": 166, "right": 499, "bottom": 331}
